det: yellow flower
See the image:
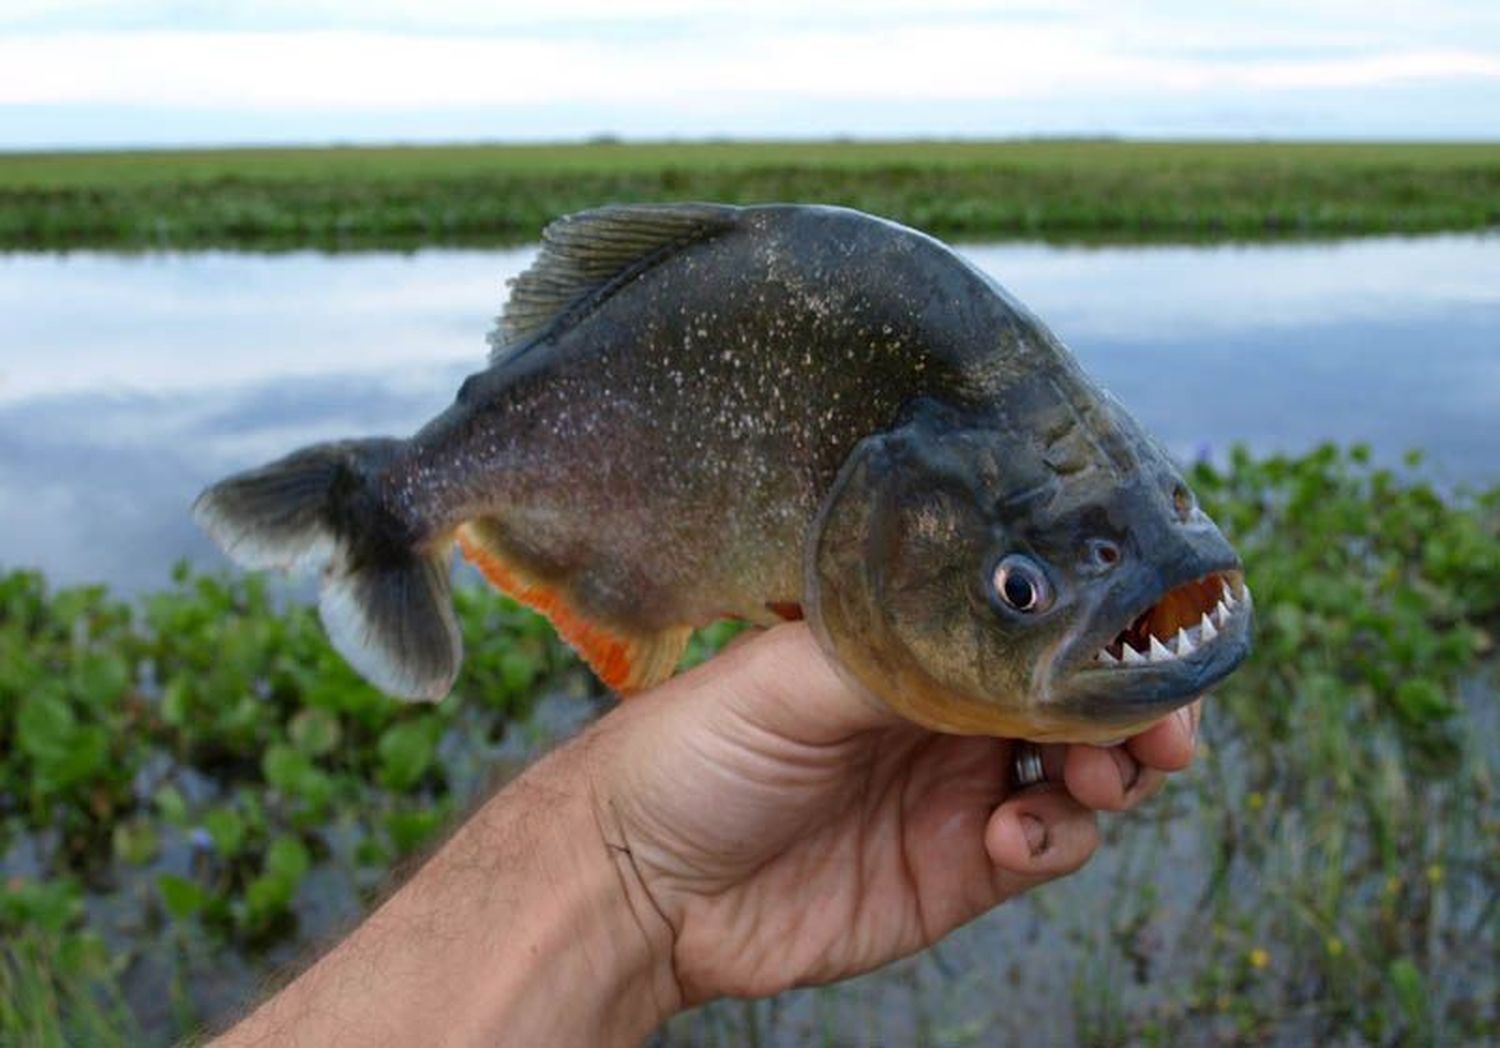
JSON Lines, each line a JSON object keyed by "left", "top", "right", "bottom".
{"left": 1425, "top": 864, "right": 1444, "bottom": 885}
{"left": 1247, "top": 791, "right": 1265, "bottom": 812}
{"left": 1325, "top": 937, "right": 1344, "bottom": 958}
{"left": 1249, "top": 947, "right": 1270, "bottom": 970}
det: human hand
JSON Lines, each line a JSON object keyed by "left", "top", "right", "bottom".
{"left": 586, "top": 622, "right": 1201, "bottom": 1007}
{"left": 217, "top": 620, "right": 1201, "bottom": 1047}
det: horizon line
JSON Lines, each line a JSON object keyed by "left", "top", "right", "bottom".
{"left": 5, "top": 132, "right": 1500, "bottom": 158}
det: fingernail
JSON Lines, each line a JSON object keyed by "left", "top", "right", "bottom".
{"left": 1112, "top": 748, "right": 1141, "bottom": 794}
{"left": 1020, "top": 814, "right": 1048, "bottom": 856}
{"left": 1178, "top": 706, "right": 1197, "bottom": 747}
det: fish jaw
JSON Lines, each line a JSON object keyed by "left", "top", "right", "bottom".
{"left": 1049, "top": 568, "right": 1253, "bottom": 732}
{"left": 837, "top": 569, "right": 1253, "bottom": 743}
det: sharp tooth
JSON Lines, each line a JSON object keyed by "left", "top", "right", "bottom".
{"left": 1176, "top": 627, "right": 1196, "bottom": 656}
{"left": 1121, "top": 642, "right": 1147, "bottom": 666}
{"left": 1148, "top": 635, "right": 1173, "bottom": 662}
{"left": 1222, "top": 584, "right": 1237, "bottom": 609}
{"left": 1096, "top": 649, "right": 1119, "bottom": 666}
{"left": 1200, "top": 612, "right": 1218, "bottom": 642}
{"left": 1213, "top": 600, "right": 1230, "bottom": 626}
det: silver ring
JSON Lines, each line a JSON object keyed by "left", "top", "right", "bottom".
{"left": 1012, "top": 742, "right": 1046, "bottom": 788}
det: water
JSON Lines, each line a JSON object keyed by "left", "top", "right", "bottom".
{"left": 1, "top": 235, "right": 1497, "bottom": 591}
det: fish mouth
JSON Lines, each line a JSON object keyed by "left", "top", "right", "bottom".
{"left": 1055, "top": 568, "right": 1253, "bottom": 726}
{"left": 1090, "top": 568, "right": 1249, "bottom": 669}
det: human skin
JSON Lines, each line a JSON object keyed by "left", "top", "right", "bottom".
{"left": 215, "top": 624, "right": 1200, "bottom": 1046}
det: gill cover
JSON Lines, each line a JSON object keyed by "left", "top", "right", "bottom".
{"left": 807, "top": 413, "right": 1072, "bottom": 737}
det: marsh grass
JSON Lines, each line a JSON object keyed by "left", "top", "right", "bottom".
{"left": 0, "top": 927, "right": 138, "bottom": 1046}
{"left": 2, "top": 140, "right": 1498, "bottom": 250}
{"left": 2, "top": 445, "right": 1497, "bottom": 1044}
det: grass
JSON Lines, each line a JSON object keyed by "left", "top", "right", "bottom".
{"left": 1, "top": 139, "right": 1498, "bottom": 250}
{"left": 0, "top": 889, "right": 140, "bottom": 1045}
{"left": 1, "top": 444, "right": 1497, "bottom": 1044}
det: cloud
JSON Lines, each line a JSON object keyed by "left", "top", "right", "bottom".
{"left": 1, "top": 27, "right": 1496, "bottom": 110}
{"left": 0, "top": 2, "right": 1496, "bottom": 144}
{"left": 0, "top": 1, "right": 1084, "bottom": 33}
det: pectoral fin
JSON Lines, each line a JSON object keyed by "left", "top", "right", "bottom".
{"left": 456, "top": 520, "right": 690, "bottom": 694}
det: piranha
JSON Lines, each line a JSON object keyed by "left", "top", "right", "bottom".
{"left": 194, "top": 203, "right": 1252, "bottom": 742}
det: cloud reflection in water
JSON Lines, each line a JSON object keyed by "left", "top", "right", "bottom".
{"left": 1, "top": 236, "right": 1495, "bottom": 591}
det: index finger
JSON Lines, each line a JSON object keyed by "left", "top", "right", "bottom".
{"left": 1124, "top": 699, "right": 1202, "bottom": 772}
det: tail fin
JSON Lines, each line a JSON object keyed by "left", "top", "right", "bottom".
{"left": 192, "top": 439, "right": 461, "bottom": 701}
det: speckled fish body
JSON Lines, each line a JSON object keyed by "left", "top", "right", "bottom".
{"left": 195, "top": 204, "right": 1252, "bottom": 742}
{"left": 395, "top": 206, "right": 1029, "bottom": 637}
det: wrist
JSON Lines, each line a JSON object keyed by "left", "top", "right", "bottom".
{"left": 218, "top": 723, "right": 681, "bottom": 1047}
{"left": 470, "top": 732, "right": 683, "bottom": 1043}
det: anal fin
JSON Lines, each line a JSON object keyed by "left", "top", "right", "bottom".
{"left": 456, "top": 521, "right": 690, "bottom": 694}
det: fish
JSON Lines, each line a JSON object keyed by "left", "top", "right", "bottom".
{"left": 194, "top": 203, "right": 1252, "bottom": 743}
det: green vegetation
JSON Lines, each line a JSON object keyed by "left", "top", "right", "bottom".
{"left": 3, "top": 445, "right": 1498, "bottom": 1044}
{"left": 2, "top": 140, "right": 1497, "bottom": 250}
{"left": 1106, "top": 446, "right": 1499, "bottom": 1042}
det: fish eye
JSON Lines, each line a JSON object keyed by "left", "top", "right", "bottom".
{"left": 991, "top": 554, "right": 1053, "bottom": 614}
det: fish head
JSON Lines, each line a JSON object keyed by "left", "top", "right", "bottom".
{"left": 807, "top": 396, "right": 1252, "bottom": 742}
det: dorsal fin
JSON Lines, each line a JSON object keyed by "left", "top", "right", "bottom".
{"left": 488, "top": 203, "right": 740, "bottom": 365}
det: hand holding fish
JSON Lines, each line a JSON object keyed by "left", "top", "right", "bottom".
{"left": 587, "top": 623, "right": 1201, "bottom": 1008}
{"left": 218, "top": 623, "right": 1201, "bottom": 1046}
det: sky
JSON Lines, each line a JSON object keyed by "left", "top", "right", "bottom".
{"left": 1, "top": 1, "right": 1498, "bottom": 149}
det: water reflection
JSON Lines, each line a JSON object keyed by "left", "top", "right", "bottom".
{"left": 1, "top": 235, "right": 1495, "bottom": 591}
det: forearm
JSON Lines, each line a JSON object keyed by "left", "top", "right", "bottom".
{"left": 215, "top": 732, "right": 679, "bottom": 1047}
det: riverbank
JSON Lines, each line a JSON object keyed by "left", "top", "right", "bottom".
{"left": 2, "top": 139, "right": 1497, "bottom": 250}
